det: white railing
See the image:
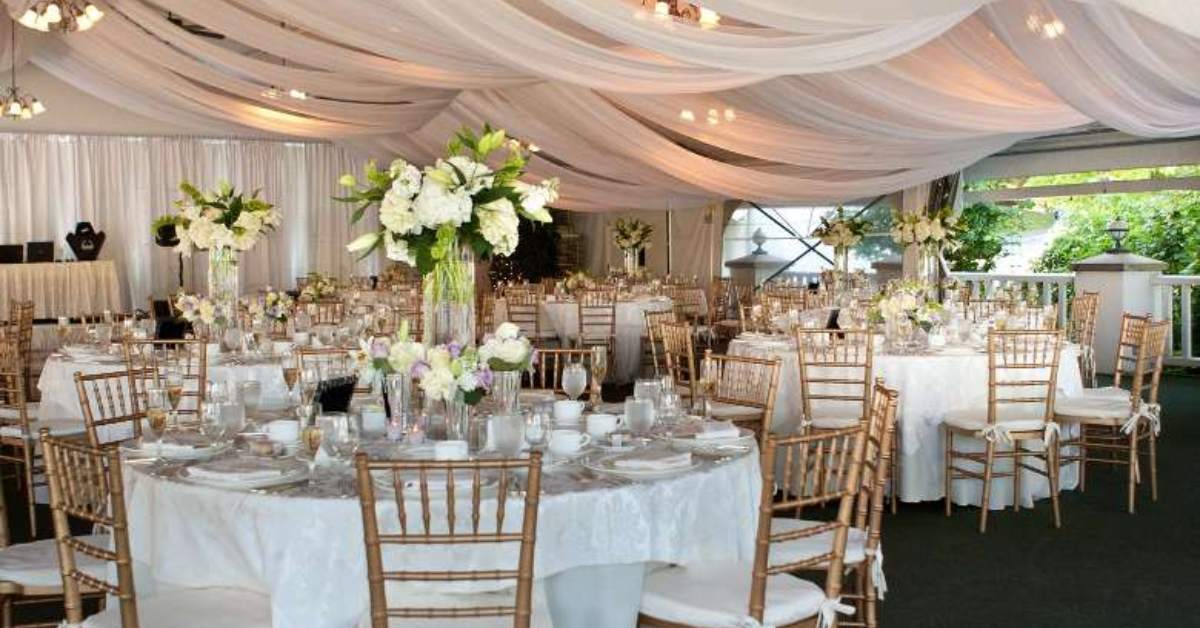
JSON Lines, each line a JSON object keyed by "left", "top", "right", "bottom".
{"left": 949, "top": 271, "right": 1075, "bottom": 329}
{"left": 1152, "top": 275, "right": 1200, "bottom": 366}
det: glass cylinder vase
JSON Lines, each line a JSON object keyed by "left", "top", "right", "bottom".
{"left": 833, "top": 246, "right": 850, "bottom": 295}
{"left": 623, "top": 248, "right": 639, "bottom": 276}
{"left": 443, "top": 394, "right": 471, "bottom": 442}
{"left": 917, "top": 244, "right": 941, "bottom": 287}
{"left": 207, "top": 246, "right": 240, "bottom": 313}
{"left": 423, "top": 241, "right": 476, "bottom": 348}
{"left": 491, "top": 370, "right": 521, "bottom": 415}
{"left": 384, "top": 372, "right": 413, "bottom": 426}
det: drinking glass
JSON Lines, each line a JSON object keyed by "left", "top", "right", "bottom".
{"left": 633, "top": 378, "right": 662, "bottom": 407}
{"left": 561, "top": 363, "right": 588, "bottom": 401}
{"left": 525, "top": 407, "right": 549, "bottom": 450}
{"left": 144, "top": 387, "right": 169, "bottom": 456}
{"left": 240, "top": 381, "right": 263, "bottom": 415}
{"left": 624, "top": 396, "right": 656, "bottom": 436}
{"left": 659, "top": 390, "right": 684, "bottom": 426}
{"left": 318, "top": 412, "right": 359, "bottom": 462}
{"left": 200, "top": 402, "right": 227, "bottom": 445}
{"left": 300, "top": 367, "right": 321, "bottom": 405}
{"left": 589, "top": 346, "right": 608, "bottom": 386}
{"left": 493, "top": 414, "right": 526, "bottom": 457}
{"left": 696, "top": 357, "right": 719, "bottom": 418}
{"left": 220, "top": 399, "right": 247, "bottom": 438}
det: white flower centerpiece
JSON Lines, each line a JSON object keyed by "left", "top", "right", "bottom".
{"left": 338, "top": 125, "right": 558, "bottom": 349}
{"left": 299, "top": 272, "right": 338, "bottom": 301}
{"left": 248, "top": 290, "right": 294, "bottom": 325}
{"left": 812, "top": 206, "right": 868, "bottom": 285}
{"left": 152, "top": 181, "right": 281, "bottom": 324}
{"left": 890, "top": 206, "right": 961, "bottom": 285}
{"left": 478, "top": 322, "right": 534, "bottom": 414}
{"left": 868, "top": 280, "right": 944, "bottom": 353}
{"left": 174, "top": 292, "right": 236, "bottom": 349}
{"left": 613, "top": 218, "right": 653, "bottom": 276}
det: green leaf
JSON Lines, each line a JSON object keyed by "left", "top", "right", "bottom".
{"left": 462, "top": 388, "right": 484, "bottom": 406}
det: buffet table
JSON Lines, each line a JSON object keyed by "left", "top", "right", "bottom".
{"left": 0, "top": 260, "right": 122, "bottom": 318}
{"left": 729, "top": 334, "right": 1084, "bottom": 509}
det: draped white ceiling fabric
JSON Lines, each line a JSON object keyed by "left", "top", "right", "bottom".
{"left": 2, "top": 0, "right": 1199, "bottom": 210}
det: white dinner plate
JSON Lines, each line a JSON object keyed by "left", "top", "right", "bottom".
{"left": 177, "top": 458, "right": 308, "bottom": 490}
{"left": 121, "top": 439, "right": 230, "bottom": 461}
{"left": 668, "top": 427, "right": 756, "bottom": 451}
{"left": 582, "top": 451, "right": 701, "bottom": 480}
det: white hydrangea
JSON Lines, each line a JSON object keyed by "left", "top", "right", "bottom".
{"left": 419, "top": 367, "right": 456, "bottom": 403}
{"left": 514, "top": 179, "right": 558, "bottom": 222}
{"left": 387, "top": 340, "right": 425, "bottom": 375}
{"left": 385, "top": 237, "right": 416, "bottom": 265}
{"left": 477, "top": 197, "right": 520, "bottom": 256}
{"left": 443, "top": 156, "right": 493, "bottom": 194}
{"left": 495, "top": 322, "right": 520, "bottom": 340}
{"left": 380, "top": 188, "right": 419, "bottom": 235}
{"left": 388, "top": 160, "right": 423, "bottom": 197}
{"left": 412, "top": 178, "right": 473, "bottom": 229}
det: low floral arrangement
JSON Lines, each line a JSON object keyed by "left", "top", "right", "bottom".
{"left": 174, "top": 292, "right": 231, "bottom": 327}
{"left": 563, "top": 270, "right": 595, "bottom": 294}
{"left": 478, "top": 322, "right": 534, "bottom": 371}
{"left": 299, "top": 272, "right": 338, "bottom": 301}
{"left": 890, "top": 206, "right": 960, "bottom": 249}
{"left": 152, "top": 181, "right": 281, "bottom": 256}
{"left": 249, "top": 290, "right": 294, "bottom": 323}
{"left": 413, "top": 342, "right": 492, "bottom": 405}
{"left": 812, "top": 206, "right": 867, "bottom": 249}
{"left": 869, "top": 280, "right": 943, "bottom": 331}
{"left": 338, "top": 125, "right": 558, "bottom": 310}
{"left": 356, "top": 321, "right": 427, "bottom": 385}
{"left": 613, "top": 218, "right": 653, "bottom": 252}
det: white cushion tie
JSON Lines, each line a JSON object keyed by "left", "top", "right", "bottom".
{"left": 1081, "top": 345, "right": 1095, "bottom": 376}
{"left": 864, "top": 546, "right": 887, "bottom": 600}
{"left": 732, "top": 616, "right": 775, "bottom": 628}
{"left": 979, "top": 424, "right": 1011, "bottom": 445}
{"left": 1042, "top": 422, "right": 1060, "bottom": 448}
{"left": 1121, "top": 403, "right": 1162, "bottom": 436}
{"left": 817, "top": 597, "right": 855, "bottom": 628}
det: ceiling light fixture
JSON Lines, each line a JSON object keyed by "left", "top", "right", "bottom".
{"left": 17, "top": 1, "right": 104, "bottom": 33}
{"left": 643, "top": 1, "right": 720, "bottom": 29}
{"left": 2, "top": 20, "right": 46, "bottom": 120}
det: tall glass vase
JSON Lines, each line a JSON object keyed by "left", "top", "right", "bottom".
{"left": 423, "top": 241, "right": 476, "bottom": 348}
{"left": 384, "top": 372, "right": 413, "bottom": 427}
{"left": 833, "top": 246, "right": 850, "bottom": 296}
{"left": 917, "top": 244, "right": 941, "bottom": 287}
{"left": 207, "top": 246, "right": 239, "bottom": 343}
{"left": 623, "top": 248, "right": 639, "bottom": 276}
{"left": 490, "top": 370, "right": 521, "bottom": 415}
{"left": 443, "top": 394, "right": 471, "bottom": 442}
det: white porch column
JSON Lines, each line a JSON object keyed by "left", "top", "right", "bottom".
{"left": 1071, "top": 252, "right": 1166, "bottom": 374}
{"left": 900, "top": 183, "right": 930, "bottom": 278}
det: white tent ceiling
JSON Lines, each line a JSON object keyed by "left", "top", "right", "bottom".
{"left": 2, "top": 0, "right": 1199, "bottom": 210}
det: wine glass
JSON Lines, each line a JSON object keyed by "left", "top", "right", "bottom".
{"left": 493, "top": 414, "right": 526, "bottom": 458}
{"left": 200, "top": 401, "right": 227, "bottom": 446}
{"left": 319, "top": 412, "right": 359, "bottom": 463}
{"left": 240, "top": 381, "right": 263, "bottom": 417}
{"left": 165, "top": 369, "right": 184, "bottom": 411}
{"left": 525, "top": 407, "right": 549, "bottom": 451}
{"left": 55, "top": 317, "right": 70, "bottom": 348}
{"left": 300, "top": 367, "right": 321, "bottom": 406}
{"left": 696, "top": 357, "right": 719, "bottom": 418}
{"left": 561, "top": 363, "right": 587, "bottom": 401}
{"left": 624, "top": 396, "right": 656, "bottom": 437}
{"left": 633, "top": 378, "right": 662, "bottom": 407}
{"left": 144, "top": 387, "right": 169, "bottom": 457}
{"left": 589, "top": 346, "right": 608, "bottom": 400}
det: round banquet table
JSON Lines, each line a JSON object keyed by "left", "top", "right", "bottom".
{"left": 495, "top": 296, "right": 672, "bottom": 383}
{"left": 37, "top": 351, "right": 291, "bottom": 426}
{"left": 121, "top": 448, "right": 759, "bottom": 628}
{"left": 728, "top": 334, "right": 1084, "bottom": 509}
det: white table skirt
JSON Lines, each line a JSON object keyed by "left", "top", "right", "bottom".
{"left": 0, "top": 260, "right": 122, "bottom": 318}
{"left": 37, "top": 354, "right": 291, "bottom": 425}
{"left": 122, "top": 452, "right": 760, "bottom": 628}
{"left": 494, "top": 297, "right": 672, "bottom": 383}
{"left": 729, "top": 336, "right": 1085, "bottom": 509}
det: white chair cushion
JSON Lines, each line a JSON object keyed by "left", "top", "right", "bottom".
{"left": 641, "top": 561, "right": 824, "bottom": 627}
{"left": 1078, "top": 386, "right": 1131, "bottom": 401}
{"left": 0, "top": 418, "right": 85, "bottom": 439}
{"left": 709, "top": 401, "right": 762, "bottom": 421}
{"left": 0, "top": 534, "right": 108, "bottom": 588}
{"left": 769, "top": 519, "right": 867, "bottom": 568}
{"left": 810, "top": 416, "right": 860, "bottom": 430}
{"left": 1054, "top": 394, "right": 1132, "bottom": 425}
{"left": 83, "top": 587, "right": 272, "bottom": 628}
{"left": 942, "top": 411, "right": 1047, "bottom": 435}
{"left": 0, "top": 403, "right": 39, "bottom": 420}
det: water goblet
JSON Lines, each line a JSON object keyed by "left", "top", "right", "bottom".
{"left": 240, "top": 381, "right": 263, "bottom": 415}
{"left": 493, "top": 414, "right": 526, "bottom": 458}
{"left": 561, "top": 363, "right": 588, "bottom": 401}
{"left": 525, "top": 408, "right": 549, "bottom": 451}
{"left": 624, "top": 396, "right": 657, "bottom": 437}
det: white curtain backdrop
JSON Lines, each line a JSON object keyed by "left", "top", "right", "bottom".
{"left": 1, "top": 0, "right": 1199, "bottom": 211}
{"left": 0, "top": 133, "right": 374, "bottom": 311}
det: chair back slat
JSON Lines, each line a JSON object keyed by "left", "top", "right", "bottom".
{"left": 121, "top": 339, "right": 208, "bottom": 419}
{"left": 659, "top": 322, "right": 696, "bottom": 398}
{"left": 986, "top": 330, "right": 1063, "bottom": 425}
{"left": 703, "top": 349, "right": 780, "bottom": 445}
{"left": 794, "top": 328, "right": 874, "bottom": 428}
{"left": 75, "top": 369, "right": 149, "bottom": 447}
{"left": 525, "top": 348, "right": 595, "bottom": 398}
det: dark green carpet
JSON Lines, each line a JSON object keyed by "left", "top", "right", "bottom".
{"left": 7, "top": 376, "right": 1198, "bottom": 626}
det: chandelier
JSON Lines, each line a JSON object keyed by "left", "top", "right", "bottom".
{"left": 642, "top": 1, "right": 720, "bottom": 29}
{"left": 16, "top": 1, "right": 105, "bottom": 33}
{"left": 3, "top": 23, "right": 45, "bottom": 120}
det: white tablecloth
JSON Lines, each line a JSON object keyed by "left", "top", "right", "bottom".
{"left": 729, "top": 336, "right": 1084, "bottom": 509}
{"left": 494, "top": 296, "right": 672, "bottom": 383}
{"left": 0, "top": 260, "right": 122, "bottom": 318}
{"left": 122, "top": 452, "right": 760, "bottom": 628}
{"left": 37, "top": 353, "right": 291, "bottom": 425}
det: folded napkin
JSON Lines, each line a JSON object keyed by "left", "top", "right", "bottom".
{"left": 694, "top": 420, "right": 741, "bottom": 441}
{"left": 186, "top": 458, "right": 287, "bottom": 484}
{"left": 612, "top": 450, "right": 692, "bottom": 471}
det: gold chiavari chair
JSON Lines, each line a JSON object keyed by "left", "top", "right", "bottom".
{"left": 524, "top": 348, "right": 596, "bottom": 400}
{"left": 642, "top": 310, "right": 678, "bottom": 378}
{"left": 738, "top": 304, "right": 770, "bottom": 334}
{"left": 944, "top": 329, "right": 1065, "bottom": 533}
{"left": 304, "top": 300, "right": 346, "bottom": 325}
{"left": 638, "top": 426, "right": 867, "bottom": 628}
{"left": 4, "top": 302, "right": 33, "bottom": 399}
{"left": 42, "top": 434, "right": 272, "bottom": 627}
{"left": 0, "top": 339, "right": 83, "bottom": 535}
{"left": 709, "top": 279, "right": 742, "bottom": 341}
{"left": 794, "top": 328, "right": 874, "bottom": 432}
{"left": 659, "top": 321, "right": 697, "bottom": 400}
{"left": 962, "top": 299, "right": 1010, "bottom": 322}
{"left": 120, "top": 339, "right": 207, "bottom": 422}
{"left": 761, "top": 291, "right": 807, "bottom": 318}
{"left": 576, "top": 290, "right": 616, "bottom": 363}
{"left": 701, "top": 349, "right": 780, "bottom": 446}
{"left": 354, "top": 452, "right": 544, "bottom": 628}
{"left": 476, "top": 292, "right": 496, "bottom": 343}
{"left": 669, "top": 287, "right": 707, "bottom": 324}
{"left": 1067, "top": 291, "right": 1100, "bottom": 388}
{"left": 770, "top": 380, "right": 898, "bottom": 628}
{"left": 73, "top": 369, "right": 150, "bottom": 448}
{"left": 504, "top": 292, "right": 556, "bottom": 349}
{"left": 1054, "top": 318, "right": 1168, "bottom": 513}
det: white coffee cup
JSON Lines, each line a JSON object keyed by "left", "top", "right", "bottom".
{"left": 586, "top": 413, "right": 620, "bottom": 439}
{"left": 265, "top": 419, "right": 299, "bottom": 444}
{"left": 434, "top": 440, "right": 469, "bottom": 461}
{"left": 553, "top": 400, "right": 585, "bottom": 424}
{"left": 548, "top": 430, "right": 591, "bottom": 457}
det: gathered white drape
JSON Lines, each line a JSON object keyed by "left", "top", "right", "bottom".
{"left": 2, "top": 0, "right": 1199, "bottom": 210}
{"left": 0, "top": 133, "right": 374, "bottom": 311}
